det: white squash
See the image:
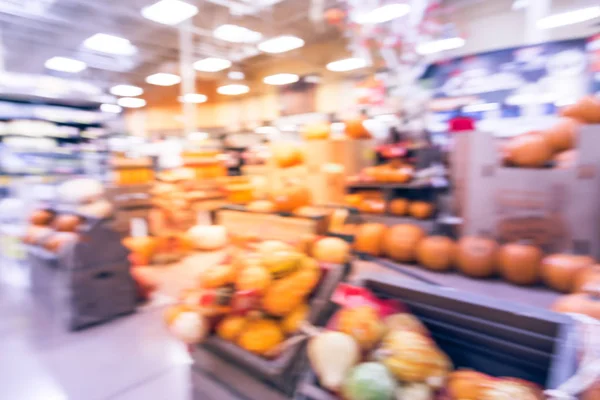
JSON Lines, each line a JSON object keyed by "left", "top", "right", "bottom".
{"left": 187, "top": 225, "right": 228, "bottom": 250}
{"left": 308, "top": 331, "right": 360, "bottom": 391}
{"left": 168, "top": 310, "right": 209, "bottom": 344}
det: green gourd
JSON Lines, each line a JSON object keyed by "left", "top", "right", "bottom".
{"left": 342, "top": 362, "right": 397, "bottom": 400}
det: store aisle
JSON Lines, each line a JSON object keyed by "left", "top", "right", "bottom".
{"left": 0, "top": 285, "right": 193, "bottom": 400}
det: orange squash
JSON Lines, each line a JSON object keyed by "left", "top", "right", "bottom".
{"left": 560, "top": 95, "right": 600, "bottom": 124}
{"left": 505, "top": 132, "right": 552, "bottom": 168}
{"left": 29, "top": 209, "right": 54, "bottom": 226}
{"left": 388, "top": 198, "right": 409, "bottom": 215}
{"left": 542, "top": 118, "right": 580, "bottom": 152}
{"left": 344, "top": 194, "right": 364, "bottom": 208}
{"left": 448, "top": 370, "right": 493, "bottom": 400}
{"left": 237, "top": 319, "right": 285, "bottom": 356}
{"left": 498, "top": 243, "right": 542, "bottom": 285}
{"left": 200, "top": 264, "right": 236, "bottom": 289}
{"left": 302, "top": 122, "right": 330, "bottom": 140}
{"left": 383, "top": 224, "right": 426, "bottom": 262}
{"left": 344, "top": 118, "right": 371, "bottom": 139}
{"left": 408, "top": 201, "right": 435, "bottom": 220}
{"left": 217, "top": 315, "right": 247, "bottom": 341}
{"left": 541, "top": 254, "right": 594, "bottom": 293}
{"left": 271, "top": 143, "right": 304, "bottom": 168}
{"left": 236, "top": 265, "right": 271, "bottom": 293}
{"left": 337, "top": 305, "right": 385, "bottom": 350}
{"left": 387, "top": 167, "right": 413, "bottom": 183}
{"left": 53, "top": 214, "right": 83, "bottom": 232}
{"left": 354, "top": 223, "right": 387, "bottom": 256}
{"left": 573, "top": 265, "right": 600, "bottom": 293}
{"left": 456, "top": 237, "right": 498, "bottom": 278}
{"left": 416, "top": 236, "right": 455, "bottom": 271}
{"left": 270, "top": 181, "right": 312, "bottom": 213}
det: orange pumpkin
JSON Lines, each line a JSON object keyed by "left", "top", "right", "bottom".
{"left": 456, "top": 237, "right": 498, "bottom": 278}
{"left": 416, "top": 236, "right": 455, "bottom": 271}
{"left": 497, "top": 243, "right": 542, "bottom": 285}
{"left": 553, "top": 149, "right": 578, "bottom": 169}
{"left": 247, "top": 200, "right": 276, "bottom": 213}
{"left": 382, "top": 224, "right": 426, "bottom": 262}
{"left": 270, "top": 182, "right": 312, "bottom": 213}
{"left": 447, "top": 370, "right": 493, "bottom": 400}
{"left": 560, "top": 95, "right": 600, "bottom": 124}
{"left": 312, "top": 237, "right": 350, "bottom": 264}
{"left": 344, "top": 194, "right": 364, "bottom": 208}
{"left": 123, "top": 236, "right": 158, "bottom": 261}
{"left": 271, "top": 143, "right": 304, "bottom": 168}
{"left": 573, "top": 265, "right": 600, "bottom": 293}
{"left": 29, "top": 209, "right": 54, "bottom": 226}
{"left": 354, "top": 223, "right": 387, "bottom": 256}
{"left": 359, "top": 199, "right": 385, "bottom": 214}
{"left": 53, "top": 214, "right": 83, "bottom": 232}
{"left": 388, "top": 198, "right": 409, "bottom": 215}
{"left": 505, "top": 132, "right": 552, "bottom": 168}
{"left": 344, "top": 118, "right": 371, "bottom": 139}
{"left": 236, "top": 265, "right": 271, "bottom": 293}
{"left": 541, "top": 254, "right": 594, "bottom": 293}
{"left": 200, "top": 264, "right": 236, "bottom": 288}
{"left": 387, "top": 167, "right": 413, "bottom": 183}
{"left": 302, "top": 122, "right": 330, "bottom": 140}
{"left": 542, "top": 118, "right": 580, "bottom": 152}
{"left": 408, "top": 201, "right": 435, "bottom": 220}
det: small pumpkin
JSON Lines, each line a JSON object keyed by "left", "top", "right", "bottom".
{"left": 337, "top": 305, "right": 385, "bottom": 350}
{"left": 573, "top": 265, "right": 600, "bottom": 293}
{"left": 382, "top": 224, "right": 426, "bottom": 262}
{"left": 281, "top": 303, "right": 309, "bottom": 334}
{"left": 165, "top": 306, "right": 209, "bottom": 344}
{"left": 344, "top": 118, "right": 371, "bottom": 139}
{"left": 560, "top": 95, "right": 600, "bottom": 124}
{"left": 387, "top": 167, "right": 413, "bottom": 183}
{"left": 354, "top": 223, "right": 387, "bottom": 256}
{"left": 456, "top": 236, "right": 498, "bottom": 278}
{"left": 235, "top": 264, "right": 271, "bottom": 293}
{"left": 498, "top": 243, "right": 543, "bottom": 285}
{"left": 200, "top": 264, "right": 236, "bottom": 288}
{"left": 541, "top": 254, "right": 594, "bottom": 293}
{"left": 447, "top": 370, "right": 493, "bottom": 400}
{"left": 271, "top": 143, "right": 304, "bottom": 168}
{"left": 408, "top": 201, "right": 435, "bottom": 220}
{"left": 216, "top": 315, "right": 247, "bottom": 341}
{"left": 388, "top": 198, "right": 409, "bottom": 215}
{"left": 358, "top": 199, "right": 386, "bottom": 214}
{"left": 237, "top": 319, "right": 285, "bottom": 356}
{"left": 302, "top": 122, "right": 330, "bottom": 140}
{"left": 416, "top": 236, "right": 455, "bottom": 271}
{"left": 52, "top": 214, "right": 83, "bottom": 232}
{"left": 246, "top": 200, "right": 276, "bottom": 213}
{"left": 541, "top": 118, "right": 580, "bottom": 152}
{"left": 29, "top": 209, "right": 54, "bottom": 226}
{"left": 344, "top": 194, "right": 364, "bottom": 208}
{"left": 270, "top": 181, "right": 312, "bottom": 213}
{"left": 312, "top": 237, "right": 350, "bottom": 264}
{"left": 505, "top": 132, "right": 552, "bottom": 168}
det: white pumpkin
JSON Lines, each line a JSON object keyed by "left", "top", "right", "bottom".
{"left": 168, "top": 310, "right": 209, "bottom": 344}
{"left": 187, "top": 225, "right": 228, "bottom": 250}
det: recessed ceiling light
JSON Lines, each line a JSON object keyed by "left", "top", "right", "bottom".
{"left": 101, "top": 104, "right": 123, "bottom": 113}
{"left": 145, "top": 73, "right": 181, "bottom": 86}
{"left": 258, "top": 35, "right": 305, "bottom": 53}
{"left": 44, "top": 57, "right": 87, "bottom": 73}
{"left": 141, "top": 0, "right": 198, "bottom": 25}
{"left": 416, "top": 37, "right": 465, "bottom": 55}
{"left": 326, "top": 58, "right": 368, "bottom": 72}
{"left": 354, "top": 3, "right": 411, "bottom": 24}
{"left": 178, "top": 93, "right": 208, "bottom": 103}
{"left": 263, "top": 73, "right": 300, "bottom": 85}
{"left": 83, "top": 34, "right": 137, "bottom": 55}
{"left": 193, "top": 57, "right": 232, "bottom": 72}
{"left": 117, "top": 97, "right": 146, "bottom": 108}
{"left": 213, "top": 24, "right": 262, "bottom": 43}
{"left": 537, "top": 6, "right": 600, "bottom": 29}
{"left": 217, "top": 84, "right": 250, "bottom": 95}
{"left": 110, "top": 84, "right": 143, "bottom": 97}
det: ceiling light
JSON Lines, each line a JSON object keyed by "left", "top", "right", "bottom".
{"left": 416, "top": 37, "right": 466, "bottom": 55}
{"left": 263, "top": 73, "right": 299, "bottom": 85}
{"left": 228, "top": 71, "right": 245, "bottom": 80}
{"left": 145, "top": 73, "right": 181, "bottom": 86}
{"left": 354, "top": 3, "right": 411, "bottom": 24}
{"left": 213, "top": 24, "right": 262, "bottom": 43}
{"left": 217, "top": 84, "right": 250, "bottom": 95}
{"left": 178, "top": 93, "right": 208, "bottom": 103}
{"left": 258, "top": 35, "right": 305, "bottom": 53}
{"left": 193, "top": 57, "right": 232, "bottom": 72}
{"left": 44, "top": 57, "right": 87, "bottom": 73}
{"left": 537, "top": 7, "right": 600, "bottom": 29}
{"left": 326, "top": 58, "right": 368, "bottom": 72}
{"left": 117, "top": 97, "right": 146, "bottom": 108}
{"left": 101, "top": 104, "right": 122, "bottom": 113}
{"left": 142, "top": 0, "right": 198, "bottom": 25}
{"left": 83, "top": 34, "right": 137, "bottom": 55}
{"left": 110, "top": 84, "right": 143, "bottom": 97}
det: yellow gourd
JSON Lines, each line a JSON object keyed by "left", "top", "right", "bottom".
{"left": 281, "top": 303, "right": 309, "bottom": 334}
{"left": 216, "top": 315, "right": 247, "bottom": 341}
{"left": 237, "top": 319, "right": 284, "bottom": 356}
{"left": 236, "top": 265, "right": 272, "bottom": 293}
{"left": 337, "top": 306, "right": 385, "bottom": 350}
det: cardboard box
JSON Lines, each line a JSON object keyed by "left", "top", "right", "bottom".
{"left": 459, "top": 125, "right": 600, "bottom": 257}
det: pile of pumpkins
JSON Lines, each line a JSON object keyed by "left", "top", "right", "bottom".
{"left": 360, "top": 163, "right": 414, "bottom": 184}
{"left": 354, "top": 223, "right": 600, "bottom": 319}
{"left": 23, "top": 209, "right": 82, "bottom": 254}
{"left": 503, "top": 95, "right": 600, "bottom": 168}
{"left": 246, "top": 179, "right": 313, "bottom": 213}
{"left": 345, "top": 194, "right": 435, "bottom": 220}
{"left": 163, "top": 236, "right": 351, "bottom": 351}
{"left": 307, "top": 287, "right": 544, "bottom": 400}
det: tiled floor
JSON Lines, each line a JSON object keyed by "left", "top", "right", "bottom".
{"left": 0, "top": 284, "right": 194, "bottom": 400}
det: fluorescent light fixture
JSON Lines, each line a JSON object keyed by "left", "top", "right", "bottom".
{"left": 110, "top": 84, "right": 143, "bottom": 97}
{"left": 228, "top": 71, "right": 245, "bottom": 80}
{"left": 178, "top": 93, "right": 208, "bottom": 103}
{"left": 537, "top": 7, "right": 600, "bottom": 29}
{"left": 217, "top": 84, "right": 250, "bottom": 95}
{"left": 326, "top": 58, "right": 368, "bottom": 72}
{"left": 117, "top": 97, "right": 146, "bottom": 108}
{"left": 354, "top": 3, "right": 411, "bottom": 24}
{"left": 44, "top": 57, "right": 87, "bottom": 73}
{"left": 263, "top": 73, "right": 299, "bottom": 85}
{"left": 213, "top": 24, "right": 262, "bottom": 43}
{"left": 193, "top": 57, "right": 232, "bottom": 72}
{"left": 141, "top": 0, "right": 198, "bottom": 25}
{"left": 416, "top": 37, "right": 466, "bottom": 55}
{"left": 463, "top": 103, "right": 500, "bottom": 112}
{"left": 84, "top": 34, "right": 136, "bottom": 55}
{"left": 145, "top": 73, "right": 181, "bottom": 86}
{"left": 258, "top": 35, "right": 305, "bottom": 53}
{"left": 101, "top": 104, "right": 122, "bottom": 113}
